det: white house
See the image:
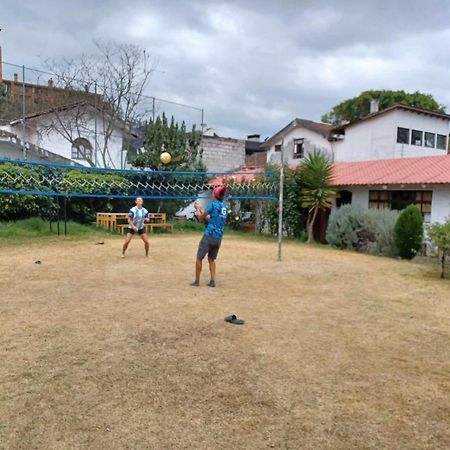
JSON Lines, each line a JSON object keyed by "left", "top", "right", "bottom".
{"left": 0, "top": 102, "right": 129, "bottom": 169}
{"left": 264, "top": 118, "right": 333, "bottom": 166}
{"left": 331, "top": 104, "right": 450, "bottom": 161}
{"left": 332, "top": 155, "right": 450, "bottom": 224}
{"left": 264, "top": 104, "right": 450, "bottom": 166}
{"left": 263, "top": 103, "right": 450, "bottom": 225}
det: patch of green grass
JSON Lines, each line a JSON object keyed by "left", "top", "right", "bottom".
{"left": 171, "top": 220, "right": 205, "bottom": 233}
{"left": 0, "top": 218, "right": 112, "bottom": 240}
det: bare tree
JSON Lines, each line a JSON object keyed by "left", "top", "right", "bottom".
{"left": 41, "top": 41, "right": 155, "bottom": 168}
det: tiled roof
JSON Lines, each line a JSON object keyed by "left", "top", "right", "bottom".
{"left": 207, "top": 168, "right": 267, "bottom": 186}
{"left": 205, "top": 155, "right": 450, "bottom": 188}
{"left": 332, "top": 155, "right": 450, "bottom": 186}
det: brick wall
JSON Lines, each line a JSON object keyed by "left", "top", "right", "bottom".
{"left": 201, "top": 135, "right": 246, "bottom": 172}
{"left": 245, "top": 151, "right": 267, "bottom": 168}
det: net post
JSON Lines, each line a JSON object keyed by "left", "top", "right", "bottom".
{"left": 277, "top": 138, "right": 284, "bottom": 261}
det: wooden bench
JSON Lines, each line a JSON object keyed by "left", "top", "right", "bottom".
{"left": 115, "top": 212, "right": 173, "bottom": 234}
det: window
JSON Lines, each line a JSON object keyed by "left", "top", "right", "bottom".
{"left": 293, "top": 138, "right": 304, "bottom": 159}
{"left": 369, "top": 190, "right": 432, "bottom": 217}
{"left": 424, "top": 132, "right": 435, "bottom": 148}
{"left": 274, "top": 144, "right": 281, "bottom": 152}
{"left": 411, "top": 130, "right": 422, "bottom": 146}
{"left": 71, "top": 137, "right": 93, "bottom": 160}
{"left": 397, "top": 127, "right": 409, "bottom": 144}
{"left": 436, "top": 134, "right": 447, "bottom": 150}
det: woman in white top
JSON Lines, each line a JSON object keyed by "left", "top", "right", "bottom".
{"left": 121, "top": 197, "right": 150, "bottom": 258}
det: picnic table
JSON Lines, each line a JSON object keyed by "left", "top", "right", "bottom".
{"left": 95, "top": 213, "right": 128, "bottom": 231}
{"left": 96, "top": 212, "right": 173, "bottom": 234}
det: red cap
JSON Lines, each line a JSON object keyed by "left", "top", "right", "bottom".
{"left": 213, "top": 185, "right": 227, "bottom": 200}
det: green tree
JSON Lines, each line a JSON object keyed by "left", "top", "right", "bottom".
{"left": 428, "top": 220, "right": 450, "bottom": 279}
{"left": 321, "top": 90, "right": 446, "bottom": 125}
{"left": 133, "top": 113, "right": 204, "bottom": 171}
{"left": 300, "top": 151, "right": 336, "bottom": 244}
{"left": 393, "top": 205, "right": 423, "bottom": 259}
{"left": 261, "top": 165, "right": 307, "bottom": 238}
{"left": 0, "top": 84, "right": 6, "bottom": 101}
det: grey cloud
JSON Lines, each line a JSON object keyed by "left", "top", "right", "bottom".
{"left": 2, "top": 0, "right": 450, "bottom": 139}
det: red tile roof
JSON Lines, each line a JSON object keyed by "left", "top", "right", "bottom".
{"left": 332, "top": 155, "right": 450, "bottom": 186}
{"left": 207, "top": 167, "right": 266, "bottom": 185}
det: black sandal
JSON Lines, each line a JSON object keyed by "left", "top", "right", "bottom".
{"left": 224, "top": 314, "right": 245, "bottom": 325}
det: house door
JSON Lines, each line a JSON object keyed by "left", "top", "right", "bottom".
{"left": 313, "top": 208, "right": 331, "bottom": 243}
{"left": 336, "top": 190, "right": 352, "bottom": 207}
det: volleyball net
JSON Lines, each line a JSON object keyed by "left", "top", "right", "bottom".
{"left": 0, "top": 159, "right": 278, "bottom": 200}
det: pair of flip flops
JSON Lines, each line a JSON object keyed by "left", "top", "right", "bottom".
{"left": 224, "top": 314, "right": 245, "bottom": 325}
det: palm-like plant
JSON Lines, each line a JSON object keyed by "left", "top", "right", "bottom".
{"left": 300, "top": 150, "right": 336, "bottom": 243}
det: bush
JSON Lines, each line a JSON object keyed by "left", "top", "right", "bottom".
{"left": 427, "top": 219, "right": 450, "bottom": 278}
{"left": 327, "top": 205, "right": 400, "bottom": 256}
{"left": 394, "top": 205, "right": 423, "bottom": 259}
{"left": 260, "top": 165, "right": 307, "bottom": 238}
{"left": 359, "top": 208, "right": 399, "bottom": 256}
{"left": 327, "top": 204, "right": 365, "bottom": 249}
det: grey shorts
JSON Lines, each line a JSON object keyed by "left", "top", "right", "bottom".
{"left": 197, "top": 234, "right": 222, "bottom": 260}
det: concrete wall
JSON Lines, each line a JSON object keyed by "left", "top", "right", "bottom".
{"left": 201, "top": 135, "right": 246, "bottom": 172}
{"left": 0, "top": 136, "right": 79, "bottom": 164}
{"left": 333, "top": 110, "right": 449, "bottom": 162}
{"left": 266, "top": 126, "right": 333, "bottom": 166}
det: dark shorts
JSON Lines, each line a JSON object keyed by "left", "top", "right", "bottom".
{"left": 197, "top": 234, "right": 222, "bottom": 260}
{"left": 127, "top": 227, "right": 146, "bottom": 235}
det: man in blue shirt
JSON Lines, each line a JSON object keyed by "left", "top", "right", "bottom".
{"left": 191, "top": 185, "right": 228, "bottom": 287}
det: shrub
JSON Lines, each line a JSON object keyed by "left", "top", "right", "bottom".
{"left": 0, "top": 163, "right": 58, "bottom": 220}
{"left": 427, "top": 219, "right": 450, "bottom": 278}
{"left": 394, "top": 205, "right": 423, "bottom": 259}
{"left": 260, "top": 165, "right": 307, "bottom": 238}
{"left": 359, "top": 208, "right": 399, "bottom": 256}
{"left": 326, "top": 204, "right": 365, "bottom": 249}
{"left": 327, "top": 205, "right": 399, "bottom": 256}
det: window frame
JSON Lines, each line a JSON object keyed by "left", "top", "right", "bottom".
{"left": 396, "top": 127, "right": 410, "bottom": 144}
{"left": 411, "top": 130, "right": 423, "bottom": 146}
{"left": 274, "top": 144, "right": 282, "bottom": 152}
{"left": 369, "top": 189, "right": 432, "bottom": 217}
{"left": 71, "top": 138, "right": 93, "bottom": 161}
{"left": 436, "top": 134, "right": 447, "bottom": 150}
{"left": 424, "top": 132, "right": 435, "bottom": 148}
{"left": 293, "top": 138, "right": 304, "bottom": 159}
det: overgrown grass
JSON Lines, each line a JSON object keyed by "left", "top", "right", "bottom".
{"left": 0, "top": 218, "right": 111, "bottom": 240}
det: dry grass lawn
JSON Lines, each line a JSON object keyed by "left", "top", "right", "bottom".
{"left": 1, "top": 233, "right": 449, "bottom": 449}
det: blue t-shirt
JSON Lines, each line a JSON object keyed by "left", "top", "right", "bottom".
{"left": 205, "top": 201, "right": 227, "bottom": 239}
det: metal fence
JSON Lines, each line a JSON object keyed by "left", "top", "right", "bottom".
{"left": 0, "top": 60, "right": 205, "bottom": 164}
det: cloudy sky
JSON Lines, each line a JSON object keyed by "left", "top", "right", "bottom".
{"left": 2, "top": 0, "right": 450, "bottom": 140}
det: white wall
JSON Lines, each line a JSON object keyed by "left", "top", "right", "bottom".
{"left": 333, "top": 110, "right": 449, "bottom": 162}
{"left": 266, "top": 126, "right": 333, "bottom": 166}
{"left": 8, "top": 110, "right": 125, "bottom": 168}
{"left": 431, "top": 185, "right": 450, "bottom": 224}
